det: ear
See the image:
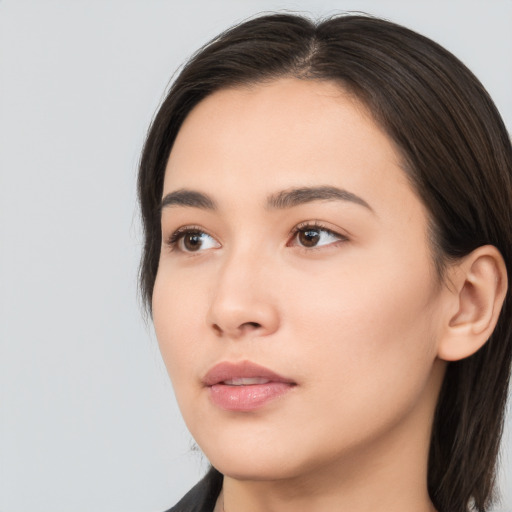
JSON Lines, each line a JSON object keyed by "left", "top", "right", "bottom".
{"left": 437, "top": 245, "right": 508, "bottom": 362}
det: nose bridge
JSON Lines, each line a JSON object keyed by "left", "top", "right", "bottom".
{"left": 207, "top": 240, "right": 279, "bottom": 338}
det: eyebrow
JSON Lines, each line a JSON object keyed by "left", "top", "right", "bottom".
{"left": 160, "top": 186, "right": 373, "bottom": 213}
{"left": 267, "top": 186, "right": 373, "bottom": 212}
{"left": 160, "top": 189, "right": 217, "bottom": 210}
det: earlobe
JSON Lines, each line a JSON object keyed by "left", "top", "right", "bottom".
{"left": 437, "top": 245, "right": 508, "bottom": 362}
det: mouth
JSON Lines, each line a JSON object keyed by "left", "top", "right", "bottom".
{"left": 222, "top": 377, "right": 273, "bottom": 386}
{"left": 203, "top": 361, "right": 296, "bottom": 412}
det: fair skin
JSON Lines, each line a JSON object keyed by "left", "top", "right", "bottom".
{"left": 152, "top": 78, "right": 506, "bottom": 512}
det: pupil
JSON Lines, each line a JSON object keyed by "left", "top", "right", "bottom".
{"left": 184, "top": 232, "right": 202, "bottom": 251}
{"left": 299, "top": 229, "right": 320, "bottom": 247}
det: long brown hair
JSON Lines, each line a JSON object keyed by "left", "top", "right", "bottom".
{"left": 138, "top": 13, "right": 512, "bottom": 512}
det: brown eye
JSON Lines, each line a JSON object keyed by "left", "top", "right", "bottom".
{"left": 298, "top": 229, "right": 321, "bottom": 247}
{"left": 291, "top": 225, "right": 346, "bottom": 249}
{"left": 182, "top": 232, "right": 204, "bottom": 251}
{"left": 170, "top": 229, "right": 220, "bottom": 253}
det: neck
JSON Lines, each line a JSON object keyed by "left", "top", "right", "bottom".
{"left": 219, "top": 450, "right": 436, "bottom": 512}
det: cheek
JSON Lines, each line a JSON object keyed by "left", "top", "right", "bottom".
{"left": 152, "top": 271, "right": 209, "bottom": 391}
{"left": 272, "top": 259, "right": 442, "bottom": 454}
{"left": 282, "top": 250, "right": 440, "bottom": 392}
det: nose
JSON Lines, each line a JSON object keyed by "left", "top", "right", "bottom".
{"left": 207, "top": 250, "right": 280, "bottom": 340}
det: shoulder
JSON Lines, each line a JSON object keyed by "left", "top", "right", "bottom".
{"left": 165, "top": 467, "right": 223, "bottom": 512}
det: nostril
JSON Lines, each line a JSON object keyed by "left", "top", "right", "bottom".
{"left": 211, "top": 321, "right": 262, "bottom": 337}
{"left": 212, "top": 324, "right": 223, "bottom": 336}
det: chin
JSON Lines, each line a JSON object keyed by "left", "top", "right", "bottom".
{"left": 211, "top": 457, "right": 301, "bottom": 482}
{"left": 198, "top": 436, "right": 307, "bottom": 482}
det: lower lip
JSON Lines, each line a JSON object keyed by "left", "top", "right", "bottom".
{"left": 208, "top": 382, "right": 294, "bottom": 411}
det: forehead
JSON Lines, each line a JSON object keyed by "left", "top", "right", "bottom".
{"left": 163, "top": 78, "right": 415, "bottom": 215}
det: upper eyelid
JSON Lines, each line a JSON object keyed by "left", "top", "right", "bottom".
{"left": 289, "top": 221, "right": 349, "bottom": 239}
{"left": 165, "top": 225, "right": 217, "bottom": 245}
{"left": 166, "top": 222, "right": 344, "bottom": 238}
{"left": 169, "top": 224, "right": 208, "bottom": 236}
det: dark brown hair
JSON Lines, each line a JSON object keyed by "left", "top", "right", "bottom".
{"left": 138, "top": 13, "right": 512, "bottom": 512}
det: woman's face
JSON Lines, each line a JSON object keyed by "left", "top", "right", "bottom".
{"left": 153, "top": 78, "right": 449, "bottom": 481}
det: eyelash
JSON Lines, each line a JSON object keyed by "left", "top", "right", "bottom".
{"left": 289, "top": 221, "right": 348, "bottom": 250}
{"left": 165, "top": 221, "right": 348, "bottom": 253}
{"left": 166, "top": 225, "right": 208, "bottom": 250}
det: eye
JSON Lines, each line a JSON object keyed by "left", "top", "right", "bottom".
{"left": 167, "top": 227, "right": 220, "bottom": 253}
{"left": 289, "top": 223, "right": 347, "bottom": 249}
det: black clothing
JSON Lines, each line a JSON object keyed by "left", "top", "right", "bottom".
{"left": 166, "top": 468, "right": 223, "bottom": 512}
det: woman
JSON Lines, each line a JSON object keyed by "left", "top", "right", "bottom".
{"left": 138, "top": 13, "right": 512, "bottom": 512}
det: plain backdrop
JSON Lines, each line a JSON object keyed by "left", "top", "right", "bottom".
{"left": 1, "top": 1, "right": 511, "bottom": 511}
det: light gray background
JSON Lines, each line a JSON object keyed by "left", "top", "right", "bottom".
{"left": 1, "top": 1, "right": 511, "bottom": 511}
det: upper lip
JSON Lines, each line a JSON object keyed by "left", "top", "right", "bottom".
{"left": 202, "top": 360, "right": 295, "bottom": 386}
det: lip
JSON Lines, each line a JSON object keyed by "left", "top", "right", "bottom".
{"left": 203, "top": 360, "right": 295, "bottom": 386}
{"left": 203, "top": 361, "right": 296, "bottom": 412}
